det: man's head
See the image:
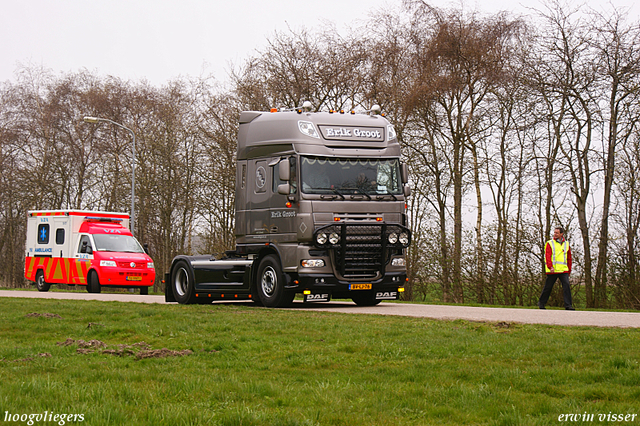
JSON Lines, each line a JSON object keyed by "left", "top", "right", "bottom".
{"left": 553, "top": 226, "right": 564, "bottom": 240}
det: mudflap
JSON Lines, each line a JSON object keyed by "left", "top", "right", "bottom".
{"left": 164, "top": 272, "right": 176, "bottom": 303}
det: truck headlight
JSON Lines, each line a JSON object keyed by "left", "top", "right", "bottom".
{"left": 391, "top": 258, "right": 406, "bottom": 267}
{"left": 329, "top": 232, "right": 340, "bottom": 245}
{"left": 399, "top": 232, "right": 409, "bottom": 246}
{"left": 147, "top": 262, "right": 155, "bottom": 269}
{"left": 301, "top": 259, "right": 325, "bottom": 268}
{"left": 100, "top": 260, "right": 117, "bottom": 267}
{"left": 316, "top": 233, "right": 328, "bottom": 245}
{"left": 388, "top": 232, "right": 398, "bottom": 244}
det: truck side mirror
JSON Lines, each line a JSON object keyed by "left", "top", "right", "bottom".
{"left": 277, "top": 183, "right": 290, "bottom": 195}
{"left": 404, "top": 185, "right": 412, "bottom": 197}
{"left": 279, "top": 160, "right": 290, "bottom": 182}
{"left": 401, "top": 163, "right": 409, "bottom": 184}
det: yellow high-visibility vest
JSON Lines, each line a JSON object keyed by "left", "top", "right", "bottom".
{"left": 545, "top": 239, "right": 569, "bottom": 273}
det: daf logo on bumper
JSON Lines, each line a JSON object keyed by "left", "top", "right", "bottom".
{"left": 304, "top": 293, "right": 331, "bottom": 303}
{"left": 375, "top": 291, "right": 398, "bottom": 300}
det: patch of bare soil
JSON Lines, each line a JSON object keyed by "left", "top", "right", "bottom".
{"left": 56, "top": 339, "right": 191, "bottom": 360}
{"left": 25, "top": 313, "right": 62, "bottom": 319}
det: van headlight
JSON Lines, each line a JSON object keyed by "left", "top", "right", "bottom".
{"left": 147, "top": 262, "right": 155, "bottom": 269}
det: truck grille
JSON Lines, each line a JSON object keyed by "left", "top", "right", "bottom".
{"left": 313, "top": 223, "right": 410, "bottom": 280}
{"left": 337, "top": 225, "right": 384, "bottom": 279}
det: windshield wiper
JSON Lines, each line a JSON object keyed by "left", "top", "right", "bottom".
{"left": 350, "top": 188, "right": 372, "bottom": 200}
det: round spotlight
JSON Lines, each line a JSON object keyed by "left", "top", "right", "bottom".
{"left": 399, "top": 232, "right": 409, "bottom": 245}
{"left": 388, "top": 233, "right": 398, "bottom": 244}
{"left": 316, "top": 233, "right": 328, "bottom": 245}
{"left": 329, "top": 232, "right": 340, "bottom": 245}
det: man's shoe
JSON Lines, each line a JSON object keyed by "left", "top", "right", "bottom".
{"left": 565, "top": 306, "right": 575, "bottom": 310}
{"left": 538, "top": 303, "right": 546, "bottom": 310}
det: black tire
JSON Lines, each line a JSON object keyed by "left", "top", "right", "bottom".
{"left": 35, "top": 270, "right": 51, "bottom": 292}
{"left": 87, "top": 271, "right": 101, "bottom": 293}
{"left": 171, "top": 260, "right": 196, "bottom": 304}
{"left": 256, "top": 255, "right": 294, "bottom": 308}
{"left": 351, "top": 291, "right": 382, "bottom": 306}
{"left": 140, "top": 287, "right": 149, "bottom": 295}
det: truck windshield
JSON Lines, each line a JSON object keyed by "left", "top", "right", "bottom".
{"left": 301, "top": 156, "right": 402, "bottom": 196}
{"left": 93, "top": 234, "right": 145, "bottom": 253}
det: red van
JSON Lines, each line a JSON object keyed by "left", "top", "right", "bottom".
{"left": 24, "top": 210, "right": 155, "bottom": 294}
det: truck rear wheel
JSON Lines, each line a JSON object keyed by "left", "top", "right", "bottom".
{"left": 171, "top": 260, "right": 196, "bottom": 304}
{"left": 256, "top": 255, "right": 294, "bottom": 308}
{"left": 87, "top": 271, "right": 101, "bottom": 293}
{"left": 35, "top": 270, "right": 50, "bottom": 292}
{"left": 351, "top": 291, "right": 382, "bottom": 307}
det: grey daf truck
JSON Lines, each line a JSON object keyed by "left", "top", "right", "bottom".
{"left": 165, "top": 104, "right": 411, "bottom": 307}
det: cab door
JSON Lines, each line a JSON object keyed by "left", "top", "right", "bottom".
{"left": 247, "top": 159, "right": 271, "bottom": 244}
{"left": 269, "top": 157, "right": 297, "bottom": 243}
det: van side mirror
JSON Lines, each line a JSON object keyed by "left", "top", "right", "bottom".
{"left": 143, "top": 243, "right": 149, "bottom": 255}
{"left": 279, "top": 160, "right": 290, "bottom": 181}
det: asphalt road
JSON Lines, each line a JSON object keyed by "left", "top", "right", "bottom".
{"left": 1, "top": 290, "right": 639, "bottom": 328}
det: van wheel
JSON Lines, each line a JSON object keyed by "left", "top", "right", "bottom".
{"left": 351, "top": 291, "right": 381, "bottom": 306}
{"left": 171, "top": 260, "right": 195, "bottom": 304}
{"left": 140, "top": 287, "right": 149, "bottom": 295}
{"left": 87, "top": 271, "right": 101, "bottom": 293}
{"left": 256, "top": 255, "right": 294, "bottom": 308}
{"left": 35, "top": 270, "right": 50, "bottom": 292}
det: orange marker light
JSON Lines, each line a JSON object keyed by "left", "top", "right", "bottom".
{"left": 286, "top": 201, "right": 292, "bottom": 208}
{"left": 334, "top": 217, "right": 341, "bottom": 222}
{"left": 376, "top": 217, "right": 383, "bottom": 222}
{"left": 270, "top": 108, "right": 278, "bottom": 113}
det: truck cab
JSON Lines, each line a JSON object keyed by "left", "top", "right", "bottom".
{"left": 166, "top": 105, "right": 410, "bottom": 307}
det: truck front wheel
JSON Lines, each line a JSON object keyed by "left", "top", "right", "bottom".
{"left": 171, "top": 260, "right": 196, "bottom": 304}
{"left": 256, "top": 255, "right": 294, "bottom": 308}
{"left": 35, "top": 270, "right": 50, "bottom": 292}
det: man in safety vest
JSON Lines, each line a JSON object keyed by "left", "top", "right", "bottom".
{"left": 538, "top": 226, "right": 575, "bottom": 310}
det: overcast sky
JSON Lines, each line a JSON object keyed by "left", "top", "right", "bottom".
{"left": 1, "top": 0, "right": 638, "bottom": 87}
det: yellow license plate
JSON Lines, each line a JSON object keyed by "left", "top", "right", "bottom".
{"left": 350, "top": 283, "right": 372, "bottom": 290}
{"left": 126, "top": 276, "right": 142, "bottom": 281}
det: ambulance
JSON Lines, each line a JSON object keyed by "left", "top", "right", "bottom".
{"left": 24, "top": 210, "right": 155, "bottom": 294}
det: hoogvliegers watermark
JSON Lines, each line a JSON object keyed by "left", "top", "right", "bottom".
{"left": 3, "top": 411, "right": 84, "bottom": 425}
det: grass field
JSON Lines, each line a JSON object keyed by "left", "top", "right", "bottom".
{"left": 1, "top": 297, "right": 639, "bottom": 426}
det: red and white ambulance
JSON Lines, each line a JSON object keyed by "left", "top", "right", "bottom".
{"left": 24, "top": 210, "right": 155, "bottom": 294}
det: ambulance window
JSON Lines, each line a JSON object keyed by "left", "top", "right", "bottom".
{"left": 37, "top": 224, "right": 50, "bottom": 244}
{"left": 77, "top": 235, "right": 92, "bottom": 254}
{"left": 56, "top": 229, "right": 65, "bottom": 245}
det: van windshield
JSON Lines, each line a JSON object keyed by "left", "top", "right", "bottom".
{"left": 93, "top": 234, "right": 145, "bottom": 253}
{"left": 301, "top": 156, "right": 402, "bottom": 196}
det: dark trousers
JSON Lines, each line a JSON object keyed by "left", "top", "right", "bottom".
{"left": 539, "top": 273, "right": 573, "bottom": 308}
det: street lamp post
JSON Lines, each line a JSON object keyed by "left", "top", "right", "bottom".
{"left": 83, "top": 116, "right": 136, "bottom": 237}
